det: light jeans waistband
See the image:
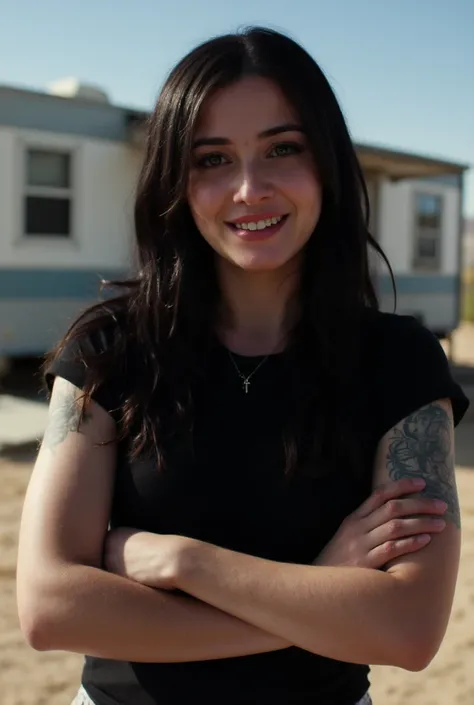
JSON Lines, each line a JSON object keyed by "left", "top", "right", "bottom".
{"left": 356, "top": 693, "right": 373, "bottom": 705}
{"left": 71, "top": 686, "right": 94, "bottom": 705}
{"left": 71, "top": 685, "right": 373, "bottom": 704}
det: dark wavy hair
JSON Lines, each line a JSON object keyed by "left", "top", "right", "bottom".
{"left": 43, "top": 26, "right": 394, "bottom": 477}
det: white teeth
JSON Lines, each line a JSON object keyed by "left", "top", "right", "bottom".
{"left": 234, "top": 215, "right": 284, "bottom": 230}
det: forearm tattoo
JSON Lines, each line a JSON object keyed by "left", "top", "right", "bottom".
{"left": 43, "top": 384, "right": 92, "bottom": 451}
{"left": 386, "top": 402, "right": 460, "bottom": 529}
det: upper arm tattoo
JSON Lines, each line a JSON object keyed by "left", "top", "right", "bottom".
{"left": 386, "top": 402, "right": 460, "bottom": 529}
{"left": 43, "top": 383, "right": 92, "bottom": 452}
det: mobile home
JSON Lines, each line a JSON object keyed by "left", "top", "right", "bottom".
{"left": 0, "top": 81, "right": 143, "bottom": 364}
{"left": 0, "top": 81, "right": 468, "bottom": 367}
{"left": 361, "top": 144, "right": 467, "bottom": 338}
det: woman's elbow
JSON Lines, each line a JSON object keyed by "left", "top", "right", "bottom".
{"left": 391, "top": 623, "right": 444, "bottom": 672}
{"left": 19, "top": 612, "right": 54, "bottom": 651}
{"left": 17, "top": 593, "right": 60, "bottom": 652}
{"left": 17, "top": 573, "right": 70, "bottom": 651}
{"left": 396, "top": 643, "right": 439, "bottom": 672}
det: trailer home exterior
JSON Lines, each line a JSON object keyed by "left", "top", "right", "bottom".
{"left": 0, "top": 82, "right": 468, "bottom": 364}
{"left": 0, "top": 82, "right": 143, "bottom": 362}
{"left": 361, "top": 145, "right": 467, "bottom": 338}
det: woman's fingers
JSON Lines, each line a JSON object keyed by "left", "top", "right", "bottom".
{"left": 355, "top": 478, "right": 426, "bottom": 519}
{"left": 367, "top": 516, "right": 446, "bottom": 550}
{"left": 363, "top": 496, "right": 448, "bottom": 532}
{"left": 367, "top": 534, "right": 432, "bottom": 569}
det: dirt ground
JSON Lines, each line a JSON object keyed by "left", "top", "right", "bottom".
{"left": 1, "top": 324, "right": 474, "bottom": 705}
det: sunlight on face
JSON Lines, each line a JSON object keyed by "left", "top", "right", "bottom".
{"left": 187, "top": 76, "right": 322, "bottom": 273}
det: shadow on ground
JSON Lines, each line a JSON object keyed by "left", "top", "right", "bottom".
{"left": 454, "top": 421, "right": 474, "bottom": 470}
{"left": 0, "top": 357, "right": 46, "bottom": 402}
{"left": 0, "top": 442, "right": 38, "bottom": 464}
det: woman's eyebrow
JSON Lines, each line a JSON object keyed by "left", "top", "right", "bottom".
{"left": 192, "top": 123, "right": 304, "bottom": 149}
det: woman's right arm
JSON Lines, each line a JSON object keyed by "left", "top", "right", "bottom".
{"left": 16, "top": 377, "right": 290, "bottom": 662}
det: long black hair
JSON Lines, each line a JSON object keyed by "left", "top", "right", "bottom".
{"left": 44, "top": 26, "right": 394, "bottom": 477}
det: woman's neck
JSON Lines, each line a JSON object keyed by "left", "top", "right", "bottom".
{"left": 216, "top": 257, "right": 300, "bottom": 356}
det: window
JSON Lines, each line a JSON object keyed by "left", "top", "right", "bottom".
{"left": 24, "top": 149, "right": 73, "bottom": 237}
{"left": 413, "top": 193, "right": 442, "bottom": 270}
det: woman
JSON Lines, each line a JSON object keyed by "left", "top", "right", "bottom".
{"left": 17, "top": 27, "right": 469, "bottom": 705}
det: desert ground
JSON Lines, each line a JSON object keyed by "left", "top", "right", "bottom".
{"left": 1, "top": 324, "right": 474, "bottom": 705}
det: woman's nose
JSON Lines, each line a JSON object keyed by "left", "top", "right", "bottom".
{"left": 232, "top": 164, "right": 274, "bottom": 205}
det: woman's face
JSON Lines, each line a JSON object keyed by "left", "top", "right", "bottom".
{"left": 187, "top": 76, "right": 322, "bottom": 272}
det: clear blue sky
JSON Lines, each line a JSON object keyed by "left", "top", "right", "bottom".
{"left": 2, "top": 0, "right": 473, "bottom": 215}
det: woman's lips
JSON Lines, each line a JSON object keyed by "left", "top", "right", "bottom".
{"left": 227, "top": 214, "right": 289, "bottom": 241}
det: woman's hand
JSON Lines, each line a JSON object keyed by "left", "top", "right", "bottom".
{"left": 104, "top": 527, "right": 193, "bottom": 590}
{"left": 314, "top": 477, "right": 448, "bottom": 570}
{"left": 105, "top": 477, "right": 447, "bottom": 590}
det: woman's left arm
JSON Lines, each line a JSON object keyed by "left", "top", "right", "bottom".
{"left": 370, "top": 397, "right": 460, "bottom": 650}
{"left": 108, "top": 399, "right": 460, "bottom": 670}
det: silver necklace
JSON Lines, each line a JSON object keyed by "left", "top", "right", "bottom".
{"left": 227, "top": 350, "right": 270, "bottom": 394}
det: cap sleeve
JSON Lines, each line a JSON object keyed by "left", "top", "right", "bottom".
{"left": 373, "top": 315, "right": 470, "bottom": 440}
{"left": 44, "top": 313, "right": 121, "bottom": 415}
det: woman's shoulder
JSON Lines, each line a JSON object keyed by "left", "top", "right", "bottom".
{"left": 360, "top": 307, "right": 451, "bottom": 384}
{"left": 360, "top": 308, "right": 450, "bottom": 367}
{"left": 361, "top": 308, "right": 432, "bottom": 342}
{"left": 43, "top": 300, "right": 129, "bottom": 414}
{"left": 360, "top": 308, "right": 469, "bottom": 432}
{"left": 52, "top": 302, "right": 127, "bottom": 364}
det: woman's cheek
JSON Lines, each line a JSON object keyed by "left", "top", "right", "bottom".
{"left": 190, "top": 178, "right": 229, "bottom": 216}
{"left": 285, "top": 168, "right": 321, "bottom": 204}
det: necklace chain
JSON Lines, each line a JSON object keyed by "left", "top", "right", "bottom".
{"left": 227, "top": 350, "right": 270, "bottom": 394}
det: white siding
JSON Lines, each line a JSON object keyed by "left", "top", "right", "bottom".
{"left": 0, "top": 125, "right": 141, "bottom": 269}
{"left": 377, "top": 177, "right": 460, "bottom": 275}
{"left": 0, "top": 127, "right": 17, "bottom": 259}
{"left": 0, "top": 299, "right": 93, "bottom": 355}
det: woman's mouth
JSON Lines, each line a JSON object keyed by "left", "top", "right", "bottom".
{"left": 226, "top": 214, "right": 289, "bottom": 241}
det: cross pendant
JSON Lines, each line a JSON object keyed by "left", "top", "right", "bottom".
{"left": 243, "top": 378, "right": 250, "bottom": 394}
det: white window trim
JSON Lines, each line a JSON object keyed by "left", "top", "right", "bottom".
{"left": 14, "top": 130, "right": 83, "bottom": 249}
{"left": 412, "top": 191, "right": 443, "bottom": 272}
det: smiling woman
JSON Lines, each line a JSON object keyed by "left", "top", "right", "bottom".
{"left": 16, "top": 26, "right": 469, "bottom": 705}
{"left": 187, "top": 78, "right": 321, "bottom": 274}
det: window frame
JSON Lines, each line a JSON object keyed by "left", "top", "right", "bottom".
{"left": 24, "top": 148, "right": 73, "bottom": 239}
{"left": 15, "top": 133, "right": 82, "bottom": 248}
{"left": 412, "top": 191, "right": 443, "bottom": 272}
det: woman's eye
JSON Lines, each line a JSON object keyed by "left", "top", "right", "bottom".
{"left": 269, "top": 143, "right": 303, "bottom": 158}
{"left": 196, "top": 153, "right": 228, "bottom": 168}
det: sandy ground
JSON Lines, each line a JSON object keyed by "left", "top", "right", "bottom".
{"left": 1, "top": 324, "right": 473, "bottom": 705}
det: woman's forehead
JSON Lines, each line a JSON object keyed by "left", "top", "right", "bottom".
{"left": 193, "top": 77, "right": 299, "bottom": 141}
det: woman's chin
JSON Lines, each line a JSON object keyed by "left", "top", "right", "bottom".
{"left": 221, "top": 250, "right": 294, "bottom": 273}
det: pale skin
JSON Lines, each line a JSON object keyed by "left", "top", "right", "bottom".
{"left": 17, "top": 76, "right": 460, "bottom": 670}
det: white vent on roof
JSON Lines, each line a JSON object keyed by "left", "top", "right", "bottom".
{"left": 47, "top": 77, "right": 110, "bottom": 104}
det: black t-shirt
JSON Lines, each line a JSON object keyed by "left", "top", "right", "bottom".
{"left": 44, "top": 310, "right": 469, "bottom": 705}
